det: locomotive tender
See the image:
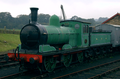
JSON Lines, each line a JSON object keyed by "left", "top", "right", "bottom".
{"left": 6, "top": 6, "right": 112, "bottom": 72}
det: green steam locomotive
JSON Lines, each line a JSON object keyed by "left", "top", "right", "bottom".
{"left": 6, "top": 5, "right": 112, "bottom": 72}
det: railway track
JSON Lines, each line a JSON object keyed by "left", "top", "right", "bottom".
{"left": 52, "top": 59, "right": 120, "bottom": 79}
{"left": 102, "top": 68, "right": 120, "bottom": 79}
{"left": 0, "top": 53, "right": 19, "bottom": 68}
{"left": 0, "top": 62, "right": 19, "bottom": 68}
{"left": 0, "top": 58, "right": 21, "bottom": 79}
{"left": 0, "top": 58, "right": 19, "bottom": 69}
{"left": 0, "top": 54, "right": 7, "bottom": 60}
{"left": 0, "top": 70, "right": 28, "bottom": 79}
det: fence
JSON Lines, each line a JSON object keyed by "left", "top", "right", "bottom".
{"left": 0, "top": 29, "right": 20, "bottom": 34}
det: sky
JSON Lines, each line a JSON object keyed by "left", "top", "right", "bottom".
{"left": 0, "top": 0, "right": 120, "bottom": 19}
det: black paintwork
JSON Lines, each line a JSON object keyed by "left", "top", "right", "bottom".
{"left": 60, "top": 20, "right": 91, "bottom": 24}
{"left": 30, "top": 8, "right": 39, "bottom": 24}
{"left": 89, "top": 30, "right": 91, "bottom": 46}
{"left": 20, "top": 23, "right": 48, "bottom": 50}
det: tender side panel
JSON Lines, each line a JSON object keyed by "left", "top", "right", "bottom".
{"left": 90, "top": 32, "right": 111, "bottom": 46}
{"left": 8, "top": 53, "right": 42, "bottom": 63}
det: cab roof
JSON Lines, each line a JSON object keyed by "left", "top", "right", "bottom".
{"left": 60, "top": 20, "right": 91, "bottom": 24}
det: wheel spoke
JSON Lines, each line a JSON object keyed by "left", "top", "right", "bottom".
{"left": 77, "top": 52, "right": 84, "bottom": 63}
{"left": 62, "top": 54, "right": 72, "bottom": 67}
{"left": 90, "top": 56, "right": 94, "bottom": 60}
{"left": 44, "top": 57, "right": 56, "bottom": 72}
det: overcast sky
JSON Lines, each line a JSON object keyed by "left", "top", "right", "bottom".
{"left": 0, "top": 0, "right": 120, "bottom": 19}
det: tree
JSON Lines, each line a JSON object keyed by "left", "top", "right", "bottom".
{"left": 0, "top": 12, "right": 14, "bottom": 29}
{"left": 38, "top": 14, "right": 50, "bottom": 25}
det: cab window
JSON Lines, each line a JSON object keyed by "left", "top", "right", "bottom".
{"left": 83, "top": 25, "right": 89, "bottom": 33}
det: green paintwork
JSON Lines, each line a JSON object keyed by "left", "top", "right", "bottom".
{"left": 49, "top": 15, "right": 60, "bottom": 27}
{"left": 44, "top": 18, "right": 91, "bottom": 49}
{"left": 38, "top": 15, "right": 111, "bottom": 53}
{"left": 60, "top": 21, "right": 81, "bottom": 47}
{"left": 39, "top": 45, "right": 56, "bottom": 52}
{"left": 18, "top": 44, "right": 21, "bottom": 51}
{"left": 82, "top": 34, "right": 89, "bottom": 47}
{"left": 44, "top": 26, "right": 71, "bottom": 45}
{"left": 40, "top": 15, "right": 91, "bottom": 51}
{"left": 62, "top": 44, "right": 72, "bottom": 50}
{"left": 81, "top": 23, "right": 90, "bottom": 47}
{"left": 60, "top": 21, "right": 90, "bottom": 48}
{"left": 90, "top": 32, "right": 111, "bottom": 46}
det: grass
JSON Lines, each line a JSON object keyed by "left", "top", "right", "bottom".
{"left": 0, "top": 33, "right": 21, "bottom": 53}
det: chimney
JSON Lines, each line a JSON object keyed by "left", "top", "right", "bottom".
{"left": 30, "top": 7, "right": 39, "bottom": 24}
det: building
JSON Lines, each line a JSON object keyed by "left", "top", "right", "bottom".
{"left": 102, "top": 13, "right": 120, "bottom": 25}
{"left": 95, "top": 13, "right": 120, "bottom": 47}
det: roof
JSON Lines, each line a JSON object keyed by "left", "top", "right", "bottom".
{"left": 60, "top": 20, "right": 91, "bottom": 24}
{"left": 102, "top": 13, "right": 120, "bottom": 24}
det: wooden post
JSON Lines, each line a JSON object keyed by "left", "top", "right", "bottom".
{"left": 4, "top": 26, "right": 6, "bottom": 33}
